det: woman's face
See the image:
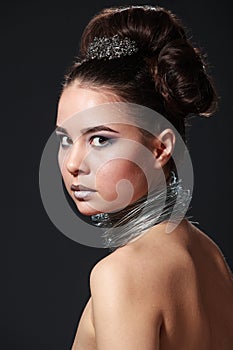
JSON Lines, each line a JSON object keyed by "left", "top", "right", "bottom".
{"left": 56, "top": 84, "right": 160, "bottom": 216}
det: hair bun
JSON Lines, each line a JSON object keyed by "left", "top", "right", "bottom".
{"left": 150, "top": 38, "right": 218, "bottom": 118}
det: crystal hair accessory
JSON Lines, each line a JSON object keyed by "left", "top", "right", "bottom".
{"left": 85, "top": 34, "right": 139, "bottom": 61}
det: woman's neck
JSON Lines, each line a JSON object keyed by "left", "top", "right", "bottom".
{"left": 90, "top": 171, "right": 193, "bottom": 251}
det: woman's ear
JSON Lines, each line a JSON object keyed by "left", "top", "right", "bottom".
{"left": 151, "top": 128, "right": 176, "bottom": 169}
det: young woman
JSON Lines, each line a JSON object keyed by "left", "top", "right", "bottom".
{"left": 55, "top": 5, "right": 233, "bottom": 349}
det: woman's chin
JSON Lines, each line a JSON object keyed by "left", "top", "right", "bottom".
{"left": 75, "top": 200, "right": 129, "bottom": 216}
{"left": 75, "top": 201, "right": 105, "bottom": 216}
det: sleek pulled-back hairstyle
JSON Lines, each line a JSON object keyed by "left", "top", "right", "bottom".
{"left": 63, "top": 5, "right": 218, "bottom": 143}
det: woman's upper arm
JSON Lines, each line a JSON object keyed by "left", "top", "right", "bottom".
{"left": 90, "top": 258, "right": 163, "bottom": 350}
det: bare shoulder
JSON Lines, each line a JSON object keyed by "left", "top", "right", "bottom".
{"left": 90, "top": 251, "right": 133, "bottom": 294}
{"left": 89, "top": 217, "right": 232, "bottom": 306}
{"left": 89, "top": 235, "right": 191, "bottom": 305}
{"left": 90, "top": 249, "right": 149, "bottom": 298}
{"left": 89, "top": 222, "right": 233, "bottom": 349}
{"left": 89, "top": 249, "right": 164, "bottom": 349}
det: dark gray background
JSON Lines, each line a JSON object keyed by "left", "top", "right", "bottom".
{"left": 5, "top": 0, "right": 232, "bottom": 349}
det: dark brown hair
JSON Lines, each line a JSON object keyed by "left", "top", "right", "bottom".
{"left": 63, "top": 5, "right": 218, "bottom": 143}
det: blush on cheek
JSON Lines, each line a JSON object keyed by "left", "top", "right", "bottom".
{"left": 95, "top": 159, "right": 148, "bottom": 202}
{"left": 95, "top": 163, "right": 120, "bottom": 201}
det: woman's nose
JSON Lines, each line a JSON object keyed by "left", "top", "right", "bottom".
{"left": 66, "top": 142, "right": 89, "bottom": 176}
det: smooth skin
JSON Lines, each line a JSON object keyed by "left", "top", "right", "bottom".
{"left": 56, "top": 84, "right": 174, "bottom": 215}
{"left": 71, "top": 221, "right": 233, "bottom": 350}
{"left": 56, "top": 83, "right": 233, "bottom": 350}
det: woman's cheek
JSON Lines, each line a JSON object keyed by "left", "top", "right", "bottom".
{"left": 95, "top": 159, "right": 148, "bottom": 202}
{"left": 61, "top": 169, "right": 71, "bottom": 194}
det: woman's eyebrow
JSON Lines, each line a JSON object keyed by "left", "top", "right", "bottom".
{"left": 80, "top": 125, "right": 120, "bottom": 135}
{"left": 55, "top": 126, "right": 69, "bottom": 134}
{"left": 55, "top": 125, "right": 120, "bottom": 135}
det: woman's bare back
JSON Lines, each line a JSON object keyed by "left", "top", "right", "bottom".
{"left": 156, "top": 220, "right": 233, "bottom": 349}
{"left": 71, "top": 219, "right": 233, "bottom": 349}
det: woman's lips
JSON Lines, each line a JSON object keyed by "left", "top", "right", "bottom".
{"left": 71, "top": 184, "right": 96, "bottom": 200}
{"left": 74, "top": 190, "right": 95, "bottom": 199}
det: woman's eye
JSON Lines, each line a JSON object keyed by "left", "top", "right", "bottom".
{"left": 58, "top": 134, "right": 73, "bottom": 148}
{"left": 90, "top": 135, "right": 111, "bottom": 147}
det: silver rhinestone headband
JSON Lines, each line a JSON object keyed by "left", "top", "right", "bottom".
{"left": 85, "top": 34, "right": 139, "bottom": 61}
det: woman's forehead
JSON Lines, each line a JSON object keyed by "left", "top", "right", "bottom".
{"left": 57, "top": 84, "right": 122, "bottom": 125}
{"left": 56, "top": 85, "right": 165, "bottom": 138}
{"left": 56, "top": 114, "right": 142, "bottom": 142}
{"left": 57, "top": 91, "right": 135, "bottom": 135}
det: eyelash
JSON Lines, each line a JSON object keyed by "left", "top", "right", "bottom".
{"left": 57, "top": 134, "right": 112, "bottom": 149}
{"left": 57, "top": 134, "right": 72, "bottom": 149}
{"left": 89, "top": 135, "right": 112, "bottom": 147}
